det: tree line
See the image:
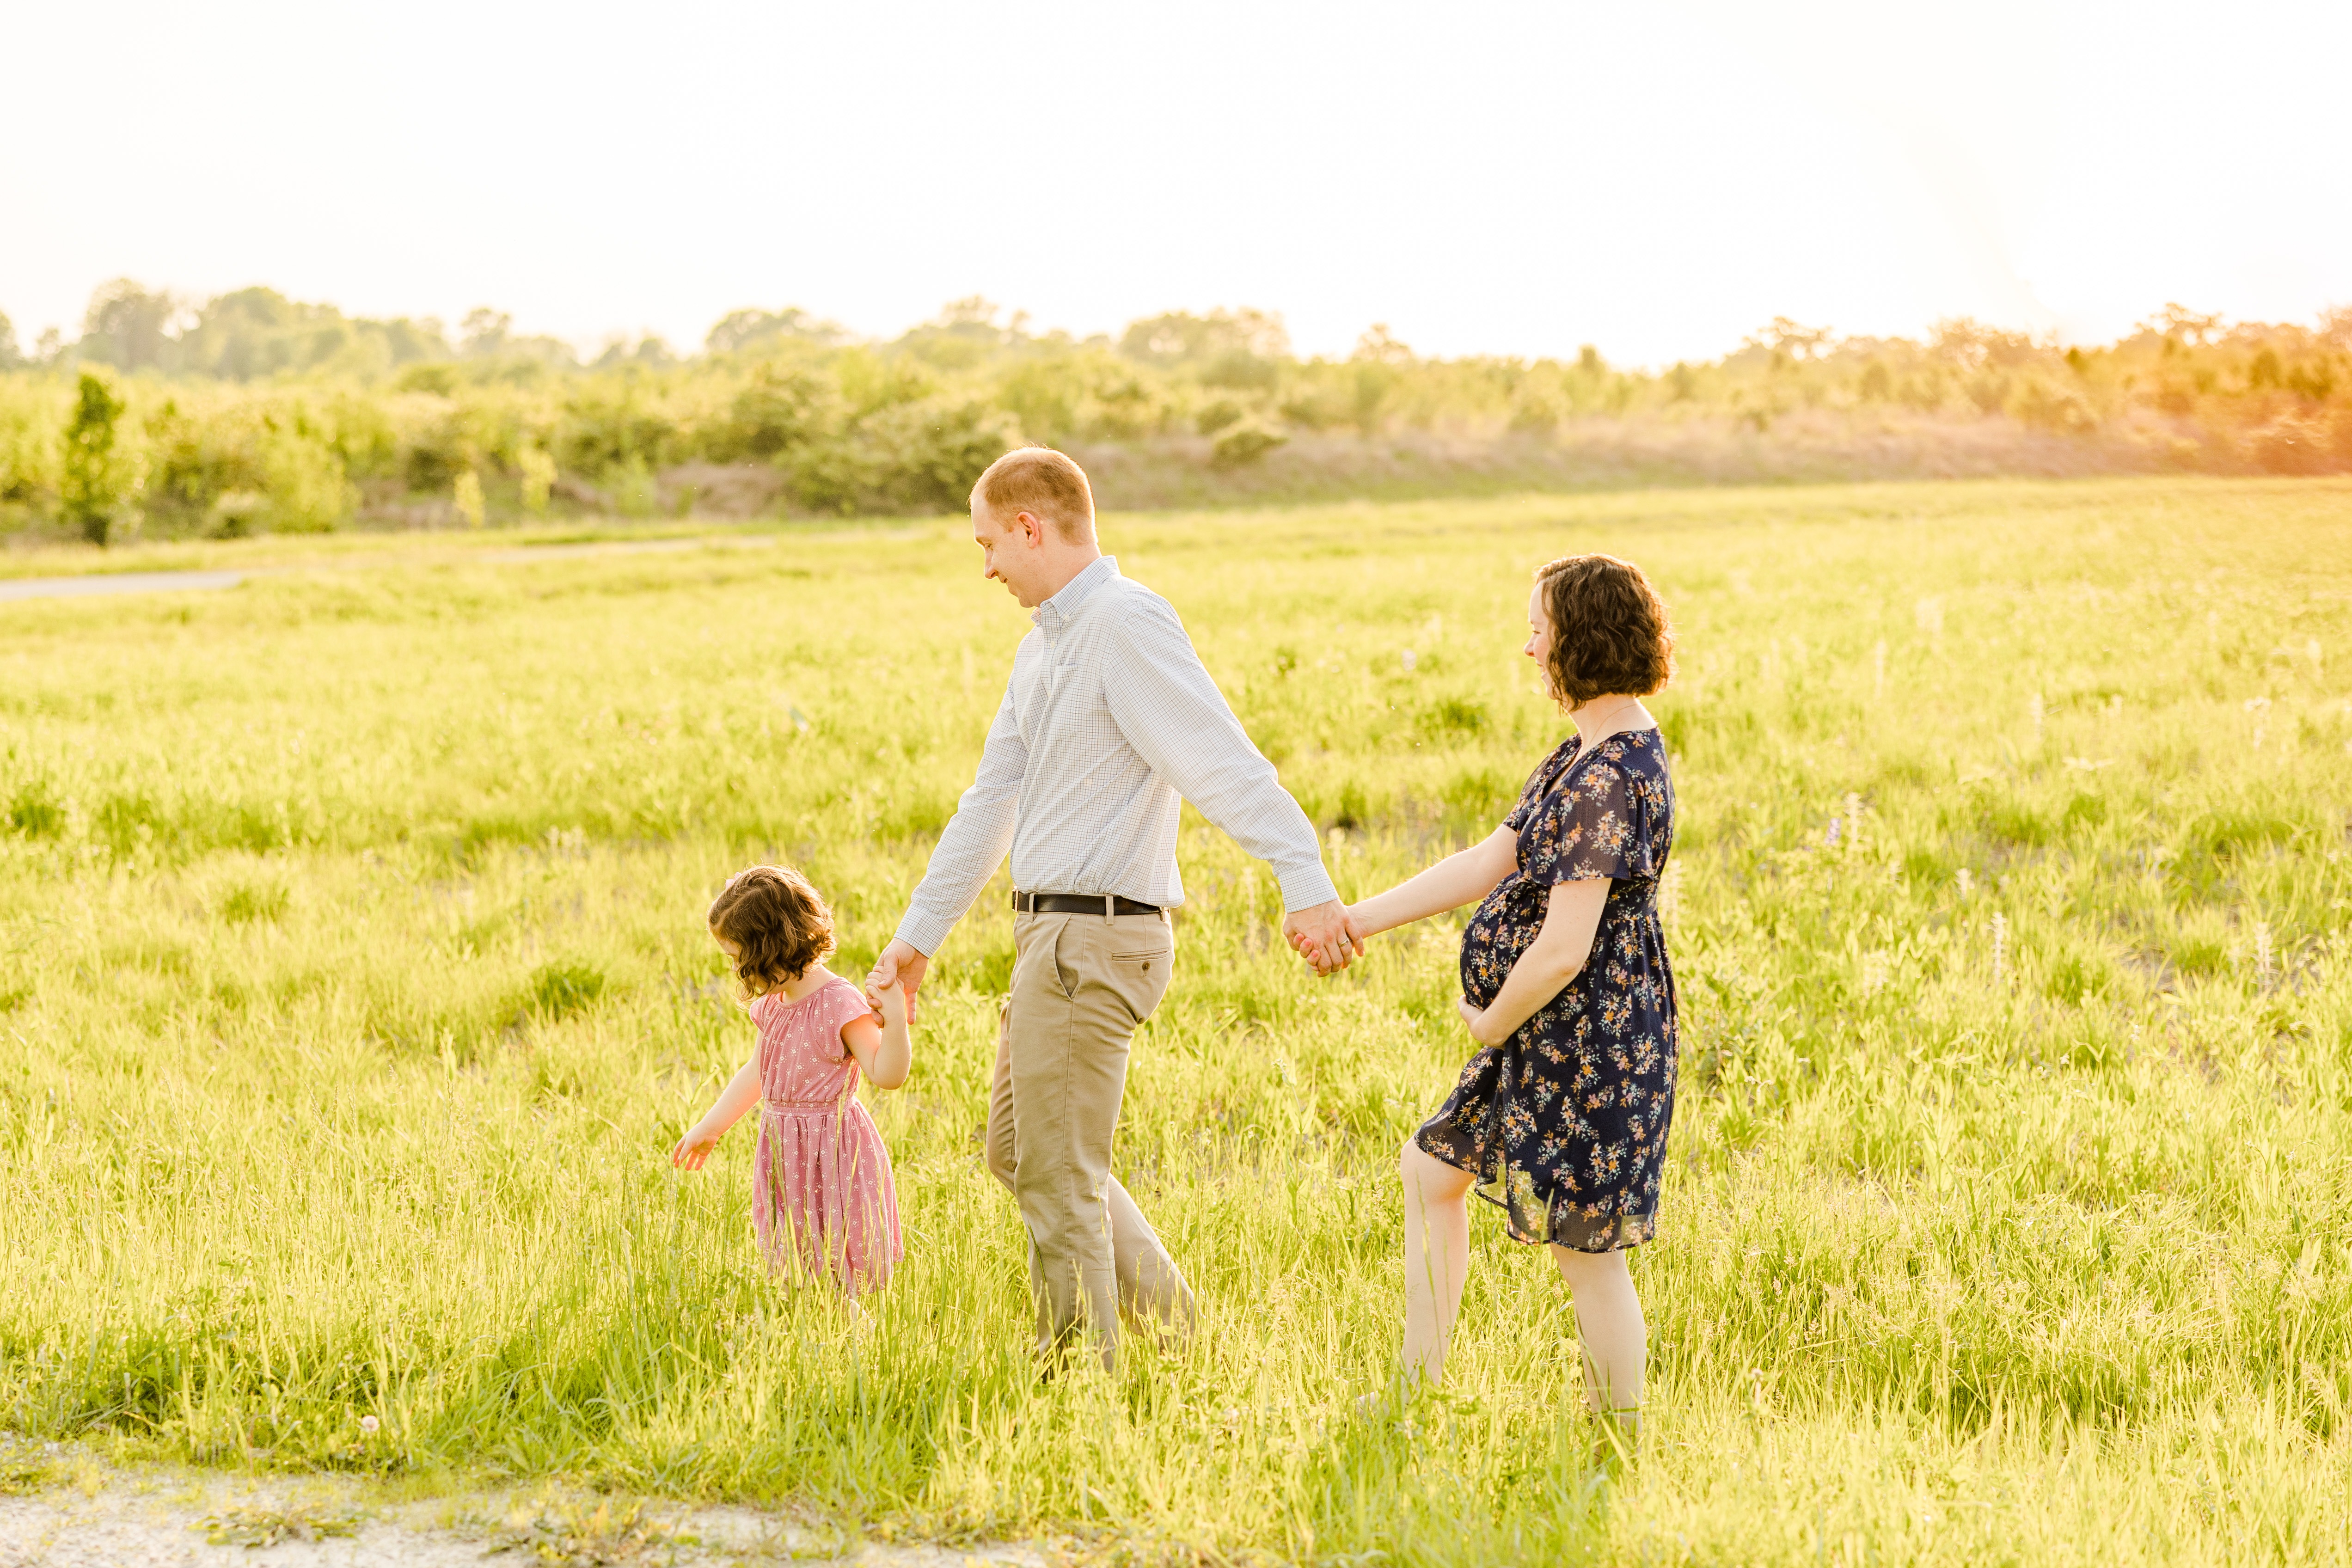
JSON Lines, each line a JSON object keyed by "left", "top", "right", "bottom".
{"left": 3, "top": 282, "right": 2347, "bottom": 543}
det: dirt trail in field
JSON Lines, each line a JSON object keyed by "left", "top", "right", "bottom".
{"left": 0, "top": 534, "right": 804, "bottom": 603}
{"left": 0, "top": 1442, "right": 1040, "bottom": 1568}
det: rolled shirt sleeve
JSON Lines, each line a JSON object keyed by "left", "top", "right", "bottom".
{"left": 894, "top": 678, "right": 1027, "bottom": 956}
{"left": 1099, "top": 598, "right": 1339, "bottom": 912}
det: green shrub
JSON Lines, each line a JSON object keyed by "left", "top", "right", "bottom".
{"left": 453, "top": 470, "right": 486, "bottom": 530}
{"left": 1212, "top": 422, "right": 1287, "bottom": 469}
{"left": 525, "top": 962, "right": 606, "bottom": 1020}
{"left": 208, "top": 490, "right": 267, "bottom": 538}
{"left": 705, "top": 361, "right": 833, "bottom": 463}
{"left": 558, "top": 377, "right": 682, "bottom": 481}
{"left": 1196, "top": 398, "right": 1247, "bottom": 436}
{"left": 258, "top": 411, "right": 355, "bottom": 531}
{"left": 218, "top": 883, "right": 289, "bottom": 924}
{"left": 518, "top": 447, "right": 556, "bottom": 513}
{"left": 61, "top": 369, "right": 133, "bottom": 544}
{"left": 799, "top": 395, "right": 1018, "bottom": 514}
{"left": 6, "top": 781, "right": 67, "bottom": 838}
{"left": 0, "top": 380, "right": 59, "bottom": 504}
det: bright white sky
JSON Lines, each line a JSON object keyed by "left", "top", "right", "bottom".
{"left": 3, "top": 0, "right": 2346, "bottom": 367}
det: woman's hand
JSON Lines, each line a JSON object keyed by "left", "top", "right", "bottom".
{"left": 670, "top": 1122, "right": 723, "bottom": 1170}
{"left": 1284, "top": 899, "right": 1363, "bottom": 976}
{"left": 1457, "top": 996, "right": 1495, "bottom": 1046}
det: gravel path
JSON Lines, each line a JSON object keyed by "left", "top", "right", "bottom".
{"left": 0, "top": 1442, "right": 1040, "bottom": 1568}
{"left": 0, "top": 535, "right": 796, "bottom": 603}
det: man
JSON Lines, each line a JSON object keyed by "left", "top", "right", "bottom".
{"left": 865, "top": 447, "right": 1358, "bottom": 1371}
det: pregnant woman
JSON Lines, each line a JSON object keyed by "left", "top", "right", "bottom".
{"left": 1344, "top": 552, "right": 1678, "bottom": 1441}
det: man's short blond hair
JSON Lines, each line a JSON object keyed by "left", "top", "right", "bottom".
{"left": 972, "top": 447, "right": 1095, "bottom": 543}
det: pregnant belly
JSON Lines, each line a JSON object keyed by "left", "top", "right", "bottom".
{"left": 1458, "top": 891, "right": 1538, "bottom": 1009}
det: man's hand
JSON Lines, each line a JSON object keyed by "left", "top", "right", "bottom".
{"left": 870, "top": 976, "right": 908, "bottom": 1030}
{"left": 865, "top": 938, "right": 930, "bottom": 1020}
{"left": 1282, "top": 899, "right": 1364, "bottom": 977}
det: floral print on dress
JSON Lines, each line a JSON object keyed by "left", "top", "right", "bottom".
{"left": 1415, "top": 728, "right": 1678, "bottom": 1252}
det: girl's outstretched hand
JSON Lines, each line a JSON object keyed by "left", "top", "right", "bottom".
{"left": 671, "top": 1124, "right": 723, "bottom": 1170}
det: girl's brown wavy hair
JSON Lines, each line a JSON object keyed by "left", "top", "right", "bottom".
{"left": 707, "top": 866, "right": 835, "bottom": 998}
{"left": 1535, "top": 552, "right": 1676, "bottom": 707}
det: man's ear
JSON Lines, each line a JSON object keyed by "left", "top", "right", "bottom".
{"left": 1015, "top": 509, "right": 1046, "bottom": 546}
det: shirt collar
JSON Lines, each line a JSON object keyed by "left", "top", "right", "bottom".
{"left": 1032, "top": 555, "right": 1120, "bottom": 630}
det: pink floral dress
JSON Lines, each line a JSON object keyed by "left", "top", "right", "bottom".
{"left": 748, "top": 976, "right": 902, "bottom": 1292}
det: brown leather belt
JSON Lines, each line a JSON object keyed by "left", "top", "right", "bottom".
{"left": 1013, "top": 891, "right": 1164, "bottom": 917}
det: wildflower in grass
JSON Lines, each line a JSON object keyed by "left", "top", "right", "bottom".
{"left": 1824, "top": 815, "right": 1841, "bottom": 848}
{"left": 358, "top": 1415, "right": 379, "bottom": 1434}
{"left": 1956, "top": 868, "right": 1973, "bottom": 900}
{"left": 1991, "top": 912, "right": 2008, "bottom": 986}
{"left": 1401, "top": 648, "right": 1416, "bottom": 672}
{"left": 2252, "top": 919, "right": 2274, "bottom": 988}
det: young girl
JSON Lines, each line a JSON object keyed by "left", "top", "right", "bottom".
{"left": 671, "top": 866, "right": 910, "bottom": 1296}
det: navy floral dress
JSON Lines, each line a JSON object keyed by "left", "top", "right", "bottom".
{"left": 1415, "top": 728, "right": 1678, "bottom": 1252}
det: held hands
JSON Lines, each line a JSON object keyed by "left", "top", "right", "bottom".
{"left": 1283, "top": 899, "right": 1367, "bottom": 977}
{"left": 869, "top": 975, "right": 908, "bottom": 1030}
{"left": 864, "top": 938, "right": 929, "bottom": 1020}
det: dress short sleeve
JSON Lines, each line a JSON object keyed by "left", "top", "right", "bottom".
{"left": 1520, "top": 741, "right": 1659, "bottom": 888}
{"left": 826, "top": 980, "right": 876, "bottom": 1059}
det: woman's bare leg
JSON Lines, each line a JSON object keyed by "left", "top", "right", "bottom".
{"left": 1399, "top": 1140, "right": 1476, "bottom": 1384}
{"left": 1551, "top": 1245, "right": 1645, "bottom": 1439}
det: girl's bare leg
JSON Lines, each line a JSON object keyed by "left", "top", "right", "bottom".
{"left": 1551, "top": 1245, "right": 1646, "bottom": 1439}
{"left": 1399, "top": 1140, "right": 1475, "bottom": 1384}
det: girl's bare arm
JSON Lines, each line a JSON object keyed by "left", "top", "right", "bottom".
{"left": 1459, "top": 877, "right": 1611, "bottom": 1046}
{"left": 842, "top": 986, "right": 913, "bottom": 1090}
{"left": 671, "top": 1053, "right": 761, "bottom": 1169}
{"left": 1345, "top": 824, "right": 1519, "bottom": 939}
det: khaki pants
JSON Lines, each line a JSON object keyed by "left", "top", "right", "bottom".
{"left": 987, "top": 909, "right": 1195, "bottom": 1370}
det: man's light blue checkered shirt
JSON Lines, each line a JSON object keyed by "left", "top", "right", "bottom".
{"left": 894, "top": 556, "right": 1338, "bottom": 956}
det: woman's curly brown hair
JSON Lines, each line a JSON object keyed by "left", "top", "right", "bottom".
{"left": 1535, "top": 553, "right": 1676, "bottom": 708}
{"left": 707, "top": 866, "right": 835, "bottom": 998}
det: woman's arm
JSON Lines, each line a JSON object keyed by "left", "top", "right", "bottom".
{"left": 1346, "top": 824, "right": 1520, "bottom": 940}
{"left": 842, "top": 985, "right": 913, "bottom": 1090}
{"left": 1458, "top": 878, "right": 1611, "bottom": 1046}
{"left": 671, "top": 1052, "right": 761, "bottom": 1170}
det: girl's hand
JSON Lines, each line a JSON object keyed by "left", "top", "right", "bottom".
{"left": 671, "top": 1124, "right": 723, "bottom": 1170}
{"left": 871, "top": 980, "right": 908, "bottom": 1029}
{"left": 1456, "top": 996, "right": 1492, "bottom": 1046}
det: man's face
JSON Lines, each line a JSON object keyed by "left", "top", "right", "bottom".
{"left": 974, "top": 504, "right": 1047, "bottom": 608}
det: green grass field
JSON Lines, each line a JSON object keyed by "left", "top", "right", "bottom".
{"left": 3, "top": 478, "right": 2350, "bottom": 1565}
